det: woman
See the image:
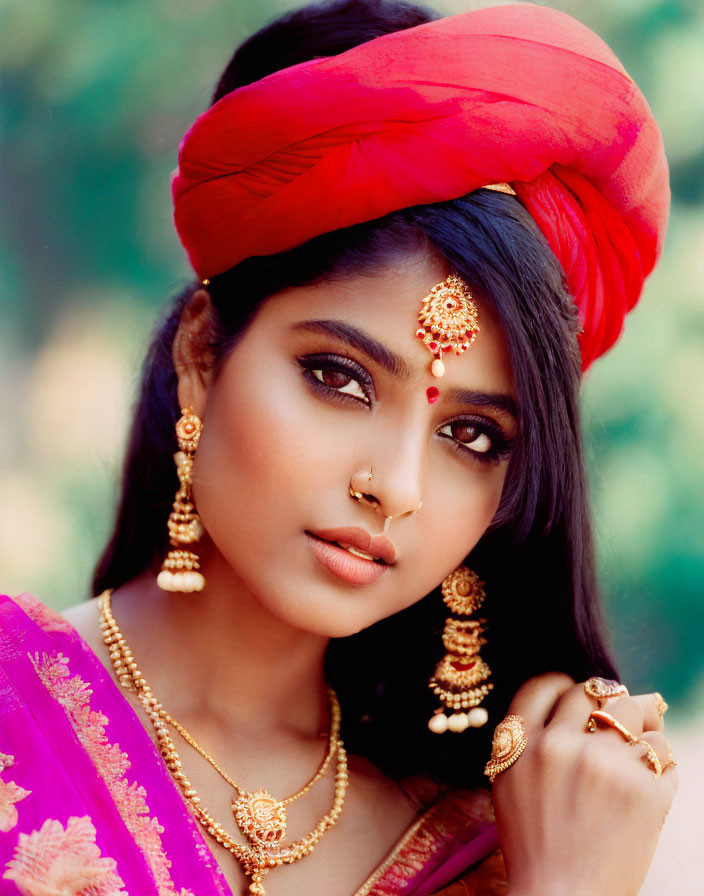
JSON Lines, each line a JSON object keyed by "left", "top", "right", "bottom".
{"left": 0, "top": 1, "right": 676, "bottom": 894}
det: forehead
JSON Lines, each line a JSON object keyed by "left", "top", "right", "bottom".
{"left": 255, "top": 248, "right": 515, "bottom": 396}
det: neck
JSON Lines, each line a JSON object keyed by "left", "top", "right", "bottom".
{"left": 111, "top": 544, "right": 330, "bottom": 740}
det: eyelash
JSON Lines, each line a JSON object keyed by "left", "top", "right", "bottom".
{"left": 297, "top": 354, "right": 513, "bottom": 465}
{"left": 298, "top": 354, "right": 374, "bottom": 405}
{"left": 438, "top": 417, "right": 513, "bottom": 466}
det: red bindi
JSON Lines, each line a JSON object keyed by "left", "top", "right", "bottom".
{"left": 426, "top": 386, "right": 440, "bottom": 404}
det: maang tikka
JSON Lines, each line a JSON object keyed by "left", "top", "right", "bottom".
{"left": 428, "top": 566, "right": 493, "bottom": 733}
{"left": 416, "top": 273, "right": 479, "bottom": 377}
{"left": 157, "top": 407, "right": 206, "bottom": 593}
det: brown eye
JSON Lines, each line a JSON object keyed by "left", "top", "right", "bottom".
{"left": 440, "top": 421, "right": 493, "bottom": 453}
{"left": 310, "top": 367, "right": 369, "bottom": 403}
{"left": 321, "top": 370, "right": 352, "bottom": 388}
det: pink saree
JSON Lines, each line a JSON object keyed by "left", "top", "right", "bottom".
{"left": 0, "top": 592, "right": 506, "bottom": 895}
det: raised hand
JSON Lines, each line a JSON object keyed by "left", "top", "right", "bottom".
{"left": 490, "top": 673, "right": 678, "bottom": 896}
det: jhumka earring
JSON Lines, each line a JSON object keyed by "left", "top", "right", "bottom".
{"left": 415, "top": 273, "right": 479, "bottom": 377}
{"left": 428, "top": 566, "right": 493, "bottom": 733}
{"left": 157, "top": 407, "right": 206, "bottom": 593}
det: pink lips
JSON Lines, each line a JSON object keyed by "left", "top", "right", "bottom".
{"left": 305, "top": 526, "right": 396, "bottom": 586}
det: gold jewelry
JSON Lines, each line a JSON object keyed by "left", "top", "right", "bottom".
{"left": 481, "top": 183, "right": 516, "bottom": 196}
{"left": 663, "top": 751, "right": 678, "bottom": 771}
{"left": 635, "top": 739, "right": 663, "bottom": 778}
{"left": 157, "top": 408, "right": 205, "bottom": 592}
{"left": 483, "top": 715, "right": 527, "bottom": 783}
{"left": 349, "top": 467, "right": 379, "bottom": 510}
{"left": 415, "top": 274, "right": 479, "bottom": 378}
{"left": 587, "top": 711, "right": 669, "bottom": 779}
{"left": 584, "top": 677, "right": 629, "bottom": 709}
{"left": 427, "top": 566, "right": 492, "bottom": 734}
{"left": 586, "top": 709, "right": 639, "bottom": 744}
{"left": 164, "top": 697, "right": 340, "bottom": 845}
{"left": 350, "top": 469, "right": 422, "bottom": 525}
{"left": 654, "top": 692, "right": 669, "bottom": 717}
{"left": 98, "top": 590, "right": 348, "bottom": 895}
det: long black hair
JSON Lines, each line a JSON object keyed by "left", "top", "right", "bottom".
{"left": 93, "top": 0, "right": 618, "bottom": 788}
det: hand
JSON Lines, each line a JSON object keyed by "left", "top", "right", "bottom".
{"left": 492, "top": 673, "right": 678, "bottom": 896}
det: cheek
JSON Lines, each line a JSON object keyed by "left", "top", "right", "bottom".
{"left": 189, "top": 355, "right": 358, "bottom": 550}
{"left": 193, "top": 359, "right": 310, "bottom": 519}
{"left": 391, "top": 467, "right": 506, "bottom": 611}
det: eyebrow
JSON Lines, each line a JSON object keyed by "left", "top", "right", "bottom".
{"left": 443, "top": 386, "right": 518, "bottom": 421}
{"left": 291, "top": 318, "right": 518, "bottom": 421}
{"left": 291, "top": 319, "right": 411, "bottom": 380}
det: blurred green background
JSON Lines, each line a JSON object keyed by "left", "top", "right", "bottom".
{"left": 1, "top": 0, "right": 703, "bottom": 724}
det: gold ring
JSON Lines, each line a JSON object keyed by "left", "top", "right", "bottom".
{"left": 586, "top": 709, "right": 639, "bottom": 744}
{"left": 654, "top": 692, "right": 669, "bottom": 717}
{"left": 663, "top": 751, "right": 678, "bottom": 772}
{"left": 584, "top": 677, "right": 629, "bottom": 708}
{"left": 635, "top": 739, "right": 662, "bottom": 778}
{"left": 483, "top": 715, "right": 527, "bottom": 783}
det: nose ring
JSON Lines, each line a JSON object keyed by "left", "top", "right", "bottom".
{"left": 349, "top": 466, "right": 380, "bottom": 510}
{"left": 349, "top": 467, "right": 423, "bottom": 522}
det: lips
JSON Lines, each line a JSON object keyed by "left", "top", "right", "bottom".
{"left": 308, "top": 527, "right": 397, "bottom": 565}
{"left": 305, "top": 526, "right": 396, "bottom": 586}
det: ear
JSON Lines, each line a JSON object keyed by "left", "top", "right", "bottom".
{"left": 172, "top": 288, "right": 217, "bottom": 416}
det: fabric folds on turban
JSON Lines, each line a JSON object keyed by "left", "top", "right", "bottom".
{"left": 172, "top": 3, "right": 669, "bottom": 370}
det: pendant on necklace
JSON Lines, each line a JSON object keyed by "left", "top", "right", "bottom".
{"left": 233, "top": 789, "right": 288, "bottom": 846}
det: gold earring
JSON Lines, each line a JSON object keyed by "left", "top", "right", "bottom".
{"left": 428, "top": 566, "right": 493, "bottom": 733}
{"left": 157, "top": 408, "right": 206, "bottom": 593}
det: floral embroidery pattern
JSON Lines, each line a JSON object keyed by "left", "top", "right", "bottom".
{"left": 4, "top": 815, "right": 127, "bottom": 896}
{"left": 30, "top": 651, "right": 193, "bottom": 896}
{"left": 0, "top": 752, "right": 30, "bottom": 833}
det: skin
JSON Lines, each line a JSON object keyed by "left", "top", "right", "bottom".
{"left": 63, "top": 247, "right": 675, "bottom": 895}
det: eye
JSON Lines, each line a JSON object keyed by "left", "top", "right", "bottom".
{"left": 438, "top": 420, "right": 493, "bottom": 454}
{"left": 298, "top": 354, "right": 373, "bottom": 406}
{"left": 309, "top": 367, "right": 368, "bottom": 403}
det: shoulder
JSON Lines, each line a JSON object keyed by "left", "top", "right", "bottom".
{"left": 61, "top": 597, "right": 105, "bottom": 664}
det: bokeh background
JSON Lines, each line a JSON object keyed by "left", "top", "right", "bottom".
{"left": 1, "top": 0, "right": 702, "bottom": 885}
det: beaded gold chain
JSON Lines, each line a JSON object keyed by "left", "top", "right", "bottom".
{"left": 98, "top": 589, "right": 349, "bottom": 896}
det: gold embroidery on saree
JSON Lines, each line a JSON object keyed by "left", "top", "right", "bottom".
{"left": 352, "top": 788, "right": 498, "bottom": 895}
{"left": 0, "top": 752, "right": 30, "bottom": 833}
{"left": 31, "top": 651, "right": 194, "bottom": 896}
{"left": 3, "top": 815, "right": 127, "bottom": 896}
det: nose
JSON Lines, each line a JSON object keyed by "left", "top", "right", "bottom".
{"left": 350, "top": 438, "right": 424, "bottom": 522}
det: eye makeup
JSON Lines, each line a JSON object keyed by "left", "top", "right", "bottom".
{"left": 437, "top": 415, "right": 514, "bottom": 466}
{"left": 297, "top": 353, "right": 374, "bottom": 406}
{"left": 297, "top": 351, "right": 514, "bottom": 466}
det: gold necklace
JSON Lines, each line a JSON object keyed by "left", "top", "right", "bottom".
{"left": 98, "top": 589, "right": 349, "bottom": 896}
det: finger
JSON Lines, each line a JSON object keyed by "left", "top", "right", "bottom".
{"left": 637, "top": 730, "right": 676, "bottom": 775}
{"left": 507, "top": 672, "right": 574, "bottom": 734}
{"left": 550, "top": 685, "right": 644, "bottom": 737}
{"left": 631, "top": 693, "right": 666, "bottom": 734}
{"left": 589, "top": 695, "right": 645, "bottom": 738}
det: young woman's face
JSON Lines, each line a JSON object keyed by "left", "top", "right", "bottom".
{"left": 185, "top": 249, "right": 517, "bottom": 637}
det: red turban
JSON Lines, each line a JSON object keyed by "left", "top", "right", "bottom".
{"left": 172, "top": 3, "right": 669, "bottom": 370}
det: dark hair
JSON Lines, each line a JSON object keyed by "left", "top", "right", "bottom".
{"left": 93, "top": 0, "right": 617, "bottom": 788}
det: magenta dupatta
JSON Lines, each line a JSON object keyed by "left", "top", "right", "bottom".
{"left": 0, "top": 593, "right": 499, "bottom": 895}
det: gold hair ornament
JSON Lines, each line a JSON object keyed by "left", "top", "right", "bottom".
{"left": 416, "top": 274, "right": 480, "bottom": 377}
